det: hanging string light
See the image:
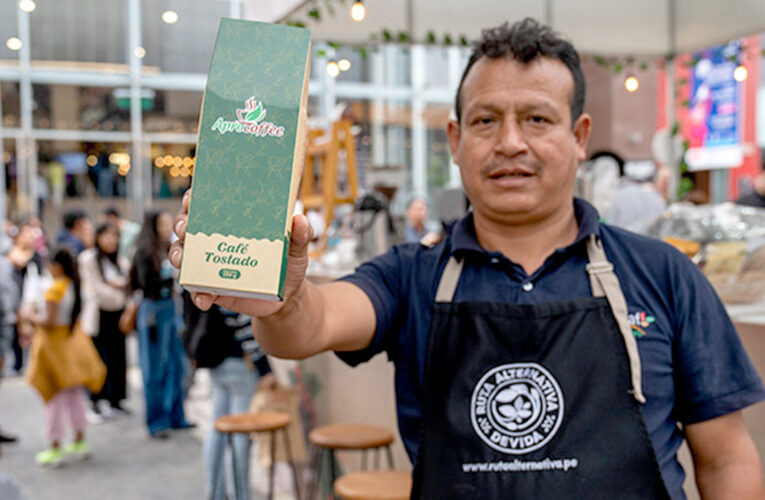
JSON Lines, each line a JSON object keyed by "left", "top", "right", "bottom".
{"left": 733, "top": 64, "right": 748, "bottom": 82}
{"left": 326, "top": 59, "right": 340, "bottom": 78}
{"left": 338, "top": 58, "right": 351, "bottom": 71}
{"left": 19, "top": 0, "right": 36, "bottom": 13}
{"left": 162, "top": 10, "right": 179, "bottom": 24}
{"left": 6, "top": 37, "right": 22, "bottom": 51}
{"left": 624, "top": 75, "right": 639, "bottom": 92}
{"left": 350, "top": 0, "right": 366, "bottom": 22}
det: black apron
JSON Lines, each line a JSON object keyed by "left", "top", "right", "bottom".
{"left": 411, "top": 235, "right": 670, "bottom": 499}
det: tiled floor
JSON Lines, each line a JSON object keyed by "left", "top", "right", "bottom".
{"left": 0, "top": 337, "right": 299, "bottom": 500}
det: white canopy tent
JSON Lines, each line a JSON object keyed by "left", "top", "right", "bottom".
{"left": 280, "top": 0, "right": 765, "bottom": 57}
{"left": 279, "top": 0, "right": 765, "bottom": 198}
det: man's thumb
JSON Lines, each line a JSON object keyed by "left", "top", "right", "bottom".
{"left": 290, "top": 214, "right": 313, "bottom": 254}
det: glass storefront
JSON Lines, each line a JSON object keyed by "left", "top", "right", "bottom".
{"left": 0, "top": 1, "right": 471, "bottom": 232}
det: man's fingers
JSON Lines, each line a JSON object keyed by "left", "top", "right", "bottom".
{"left": 190, "top": 292, "right": 216, "bottom": 311}
{"left": 174, "top": 212, "right": 187, "bottom": 241}
{"left": 182, "top": 188, "right": 192, "bottom": 212}
{"left": 169, "top": 240, "right": 183, "bottom": 268}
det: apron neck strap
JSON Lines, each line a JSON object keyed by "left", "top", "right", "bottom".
{"left": 435, "top": 256, "right": 463, "bottom": 303}
{"left": 586, "top": 234, "right": 646, "bottom": 403}
{"left": 433, "top": 235, "right": 646, "bottom": 404}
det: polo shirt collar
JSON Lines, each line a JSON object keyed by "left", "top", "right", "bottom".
{"left": 450, "top": 197, "right": 601, "bottom": 257}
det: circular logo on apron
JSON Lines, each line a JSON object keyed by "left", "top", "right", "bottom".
{"left": 470, "top": 362, "right": 564, "bottom": 455}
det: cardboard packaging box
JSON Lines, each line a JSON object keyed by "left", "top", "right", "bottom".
{"left": 180, "top": 18, "right": 311, "bottom": 301}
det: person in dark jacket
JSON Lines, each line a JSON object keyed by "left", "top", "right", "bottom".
{"left": 55, "top": 210, "right": 93, "bottom": 257}
{"left": 129, "top": 210, "right": 191, "bottom": 438}
{"left": 736, "top": 171, "right": 765, "bottom": 208}
{"left": 183, "top": 291, "right": 274, "bottom": 500}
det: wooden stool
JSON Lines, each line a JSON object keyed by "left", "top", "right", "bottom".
{"left": 334, "top": 471, "right": 412, "bottom": 500}
{"left": 214, "top": 411, "right": 301, "bottom": 500}
{"left": 309, "top": 424, "right": 395, "bottom": 500}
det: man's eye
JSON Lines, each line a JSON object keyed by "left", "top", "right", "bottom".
{"left": 474, "top": 117, "right": 493, "bottom": 125}
{"left": 529, "top": 116, "right": 550, "bottom": 124}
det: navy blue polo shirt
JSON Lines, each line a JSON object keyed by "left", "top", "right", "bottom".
{"left": 337, "top": 198, "right": 765, "bottom": 499}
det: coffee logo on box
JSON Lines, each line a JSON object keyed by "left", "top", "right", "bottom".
{"left": 470, "top": 362, "right": 564, "bottom": 455}
{"left": 211, "top": 97, "right": 285, "bottom": 137}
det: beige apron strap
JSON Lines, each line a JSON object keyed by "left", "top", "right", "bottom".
{"left": 435, "top": 256, "right": 463, "bottom": 303}
{"left": 585, "top": 234, "right": 646, "bottom": 404}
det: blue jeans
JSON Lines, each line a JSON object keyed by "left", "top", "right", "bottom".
{"left": 205, "top": 357, "right": 258, "bottom": 500}
{"left": 136, "top": 298, "right": 189, "bottom": 435}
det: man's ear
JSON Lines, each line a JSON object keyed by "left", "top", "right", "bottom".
{"left": 572, "top": 113, "right": 592, "bottom": 162}
{"left": 446, "top": 119, "right": 461, "bottom": 160}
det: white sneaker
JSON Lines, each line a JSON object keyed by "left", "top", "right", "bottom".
{"left": 108, "top": 405, "right": 132, "bottom": 417}
{"left": 85, "top": 408, "right": 104, "bottom": 424}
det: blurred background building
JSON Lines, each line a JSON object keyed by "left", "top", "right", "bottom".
{"left": 0, "top": 0, "right": 764, "bottom": 236}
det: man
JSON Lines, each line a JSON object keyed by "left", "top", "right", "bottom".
{"left": 55, "top": 210, "right": 93, "bottom": 256}
{"left": 594, "top": 151, "right": 666, "bottom": 234}
{"left": 404, "top": 197, "right": 442, "bottom": 246}
{"left": 171, "top": 19, "right": 765, "bottom": 498}
{"left": 0, "top": 218, "right": 45, "bottom": 375}
{"left": 404, "top": 197, "right": 429, "bottom": 242}
{"left": 736, "top": 170, "right": 765, "bottom": 208}
{"left": 102, "top": 206, "right": 141, "bottom": 259}
{"left": 0, "top": 219, "right": 44, "bottom": 444}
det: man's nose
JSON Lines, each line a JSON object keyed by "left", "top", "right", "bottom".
{"left": 495, "top": 119, "right": 528, "bottom": 156}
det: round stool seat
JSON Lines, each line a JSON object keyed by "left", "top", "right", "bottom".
{"left": 214, "top": 411, "right": 290, "bottom": 434}
{"left": 334, "top": 471, "right": 412, "bottom": 500}
{"left": 309, "top": 423, "right": 394, "bottom": 450}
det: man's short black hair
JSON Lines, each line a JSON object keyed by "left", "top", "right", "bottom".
{"left": 103, "top": 206, "right": 121, "bottom": 218}
{"left": 63, "top": 210, "right": 87, "bottom": 230}
{"left": 455, "top": 18, "right": 585, "bottom": 125}
{"left": 589, "top": 150, "right": 626, "bottom": 178}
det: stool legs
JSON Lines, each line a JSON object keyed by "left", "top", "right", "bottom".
{"left": 281, "top": 428, "right": 301, "bottom": 500}
{"left": 311, "top": 445, "right": 395, "bottom": 499}
{"left": 311, "top": 448, "right": 339, "bottom": 500}
{"left": 315, "top": 447, "right": 338, "bottom": 500}
{"left": 329, "top": 449, "right": 338, "bottom": 500}
{"left": 385, "top": 445, "right": 395, "bottom": 469}
{"left": 308, "top": 446, "right": 321, "bottom": 500}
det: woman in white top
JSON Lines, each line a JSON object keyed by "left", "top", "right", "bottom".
{"left": 79, "top": 223, "right": 130, "bottom": 415}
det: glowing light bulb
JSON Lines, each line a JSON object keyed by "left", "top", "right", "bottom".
{"left": 624, "top": 75, "right": 639, "bottom": 92}
{"left": 350, "top": 1, "right": 366, "bottom": 22}
{"left": 134, "top": 46, "right": 146, "bottom": 58}
{"left": 162, "top": 10, "right": 178, "bottom": 24}
{"left": 338, "top": 59, "right": 351, "bottom": 71}
{"left": 6, "top": 37, "right": 22, "bottom": 51}
{"left": 19, "top": 0, "right": 36, "bottom": 13}
{"left": 326, "top": 60, "right": 340, "bottom": 78}
{"left": 733, "top": 65, "right": 748, "bottom": 82}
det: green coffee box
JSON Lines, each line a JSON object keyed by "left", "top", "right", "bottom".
{"left": 179, "top": 18, "right": 311, "bottom": 301}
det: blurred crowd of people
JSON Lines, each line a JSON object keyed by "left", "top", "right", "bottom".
{"left": 0, "top": 205, "right": 270, "bottom": 499}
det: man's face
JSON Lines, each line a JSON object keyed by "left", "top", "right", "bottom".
{"left": 75, "top": 218, "right": 95, "bottom": 248}
{"left": 105, "top": 214, "right": 121, "bottom": 229}
{"left": 16, "top": 225, "right": 36, "bottom": 249}
{"left": 407, "top": 199, "right": 428, "bottom": 227}
{"left": 447, "top": 57, "right": 591, "bottom": 226}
